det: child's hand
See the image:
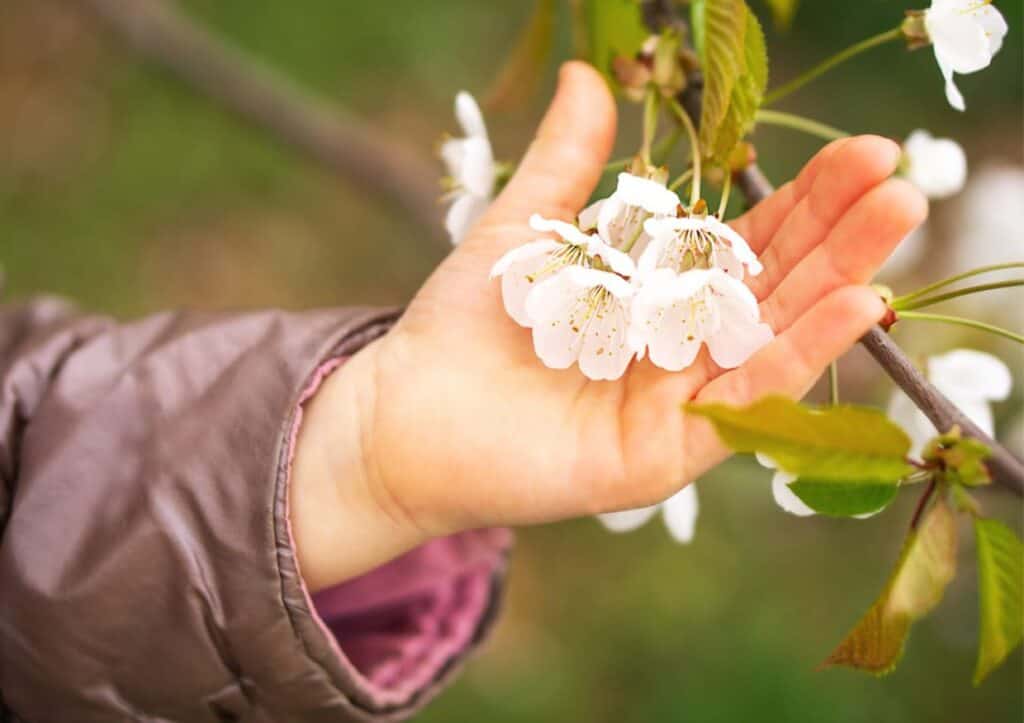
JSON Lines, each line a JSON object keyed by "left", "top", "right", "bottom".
{"left": 292, "top": 62, "right": 927, "bottom": 591}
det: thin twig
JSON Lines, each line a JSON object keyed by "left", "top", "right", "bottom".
{"left": 75, "top": 0, "right": 447, "bottom": 249}
{"left": 643, "top": 2, "right": 1024, "bottom": 497}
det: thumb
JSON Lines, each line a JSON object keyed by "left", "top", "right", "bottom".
{"left": 479, "top": 61, "right": 617, "bottom": 232}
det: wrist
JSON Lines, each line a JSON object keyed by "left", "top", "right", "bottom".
{"left": 289, "top": 339, "right": 428, "bottom": 592}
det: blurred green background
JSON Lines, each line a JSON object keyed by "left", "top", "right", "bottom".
{"left": 1, "top": 1, "right": 1021, "bottom": 721}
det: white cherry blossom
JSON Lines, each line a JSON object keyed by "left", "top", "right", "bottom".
{"left": 641, "top": 215, "right": 763, "bottom": 279}
{"left": 597, "top": 483, "right": 699, "bottom": 544}
{"left": 757, "top": 454, "right": 884, "bottom": 519}
{"left": 924, "top": 0, "right": 1008, "bottom": 111}
{"left": 578, "top": 173, "right": 681, "bottom": 258}
{"left": 441, "top": 92, "right": 496, "bottom": 243}
{"left": 490, "top": 214, "right": 635, "bottom": 327}
{"left": 902, "top": 129, "right": 968, "bottom": 199}
{"left": 629, "top": 268, "right": 774, "bottom": 371}
{"left": 887, "top": 348, "right": 1012, "bottom": 455}
{"left": 524, "top": 265, "right": 637, "bottom": 381}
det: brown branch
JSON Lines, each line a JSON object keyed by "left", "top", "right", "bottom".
{"left": 75, "top": 0, "right": 447, "bottom": 249}
{"left": 644, "top": 3, "right": 1024, "bottom": 496}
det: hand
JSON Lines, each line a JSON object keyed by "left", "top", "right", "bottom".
{"left": 291, "top": 62, "right": 928, "bottom": 591}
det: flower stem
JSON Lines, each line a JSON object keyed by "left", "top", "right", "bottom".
{"left": 893, "top": 279, "right": 1024, "bottom": 311}
{"left": 909, "top": 478, "right": 937, "bottom": 531}
{"left": 641, "top": 88, "right": 660, "bottom": 167}
{"left": 898, "top": 311, "right": 1024, "bottom": 345}
{"left": 828, "top": 362, "right": 840, "bottom": 405}
{"left": 669, "top": 98, "right": 701, "bottom": 206}
{"left": 669, "top": 167, "right": 694, "bottom": 192}
{"left": 892, "top": 262, "right": 1024, "bottom": 305}
{"left": 763, "top": 27, "right": 903, "bottom": 106}
{"left": 717, "top": 171, "right": 733, "bottom": 218}
{"left": 754, "top": 109, "right": 850, "bottom": 142}
{"left": 604, "top": 126, "right": 683, "bottom": 174}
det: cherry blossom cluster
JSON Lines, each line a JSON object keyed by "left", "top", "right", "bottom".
{"left": 489, "top": 173, "right": 772, "bottom": 381}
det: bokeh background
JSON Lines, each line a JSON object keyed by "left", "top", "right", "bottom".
{"left": 1, "top": 1, "right": 1021, "bottom": 721}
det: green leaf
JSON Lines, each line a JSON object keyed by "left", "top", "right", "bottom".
{"left": 707, "top": 10, "right": 768, "bottom": 163}
{"left": 788, "top": 479, "right": 899, "bottom": 517}
{"left": 685, "top": 396, "right": 914, "bottom": 483}
{"left": 578, "top": 0, "right": 651, "bottom": 86}
{"left": 695, "top": 0, "right": 749, "bottom": 158}
{"left": 973, "top": 518, "right": 1024, "bottom": 685}
{"left": 763, "top": 0, "right": 799, "bottom": 29}
{"left": 485, "top": 0, "right": 558, "bottom": 111}
{"left": 824, "top": 498, "right": 959, "bottom": 674}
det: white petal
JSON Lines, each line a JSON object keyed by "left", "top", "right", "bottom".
{"left": 454, "top": 91, "right": 487, "bottom": 139}
{"left": 934, "top": 50, "right": 967, "bottom": 111}
{"left": 589, "top": 240, "right": 637, "bottom": 278}
{"left": 903, "top": 130, "right": 967, "bottom": 199}
{"left": 578, "top": 199, "right": 604, "bottom": 231}
{"left": 706, "top": 292, "right": 774, "bottom": 369}
{"left": 440, "top": 138, "right": 467, "bottom": 177}
{"left": 887, "top": 389, "right": 939, "bottom": 457}
{"left": 526, "top": 267, "right": 634, "bottom": 374}
{"left": 771, "top": 471, "right": 816, "bottom": 517}
{"left": 926, "top": 8, "right": 993, "bottom": 73}
{"left": 945, "top": 395, "right": 995, "bottom": 437}
{"left": 662, "top": 484, "right": 699, "bottom": 543}
{"left": 755, "top": 452, "right": 778, "bottom": 470}
{"left": 977, "top": 4, "right": 1008, "bottom": 55}
{"left": 704, "top": 217, "right": 763, "bottom": 275}
{"left": 578, "top": 296, "right": 634, "bottom": 381}
{"left": 597, "top": 505, "right": 660, "bottom": 533}
{"left": 529, "top": 214, "right": 593, "bottom": 247}
{"left": 490, "top": 240, "right": 563, "bottom": 326}
{"left": 457, "top": 137, "right": 496, "bottom": 198}
{"left": 445, "top": 194, "right": 488, "bottom": 245}
{"left": 927, "top": 349, "right": 1013, "bottom": 402}
{"left": 614, "top": 173, "right": 682, "bottom": 215}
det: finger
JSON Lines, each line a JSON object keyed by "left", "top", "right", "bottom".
{"left": 747, "top": 136, "right": 901, "bottom": 300}
{"left": 476, "top": 62, "right": 617, "bottom": 236}
{"left": 729, "top": 137, "right": 852, "bottom": 253}
{"left": 682, "top": 285, "right": 886, "bottom": 480}
{"left": 760, "top": 179, "right": 928, "bottom": 333}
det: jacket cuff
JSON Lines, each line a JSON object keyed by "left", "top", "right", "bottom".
{"left": 280, "top": 352, "right": 512, "bottom": 712}
{"left": 272, "top": 313, "right": 512, "bottom": 719}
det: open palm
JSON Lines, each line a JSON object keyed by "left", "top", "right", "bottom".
{"left": 344, "top": 62, "right": 927, "bottom": 542}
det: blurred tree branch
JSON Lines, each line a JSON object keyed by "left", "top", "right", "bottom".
{"left": 641, "top": 0, "right": 1024, "bottom": 496}
{"left": 75, "top": 0, "right": 447, "bottom": 248}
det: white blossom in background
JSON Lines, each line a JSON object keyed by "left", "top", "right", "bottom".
{"left": 887, "top": 348, "right": 1012, "bottom": 455}
{"left": 578, "top": 173, "right": 681, "bottom": 259}
{"left": 490, "top": 214, "right": 634, "bottom": 327}
{"left": 629, "top": 268, "right": 774, "bottom": 371}
{"left": 923, "top": 0, "right": 1007, "bottom": 111}
{"left": 949, "top": 164, "right": 1024, "bottom": 279}
{"left": 597, "top": 484, "right": 699, "bottom": 544}
{"left": 757, "top": 453, "right": 882, "bottom": 519}
{"left": 880, "top": 226, "right": 929, "bottom": 280}
{"left": 641, "top": 216, "right": 763, "bottom": 278}
{"left": 756, "top": 453, "right": 815, "bottom": 517}
{"left": 902, "top": 130, "right": 967, "bottom": 199}
{"left": 524, "top": 265, "right": 637, "bottom": 381}
{"left": 441, "top": 92, "right": 496, "bottom": 244}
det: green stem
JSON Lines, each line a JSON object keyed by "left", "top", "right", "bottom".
{"left": 641, "top": 88, "right": 660, "bottom": 167}
{"left": 669, "top": 98, "right": 701, "bottom": 205}
{"left": 828, "top": 362, "right": 839, "bottom": 405}
{"left": 755, "top": 110, "right": 850, "bottom": 142}
{"left": 763, "top": 27, "right": 903, "bottom": 106}
{"left": 717, "top": 170, "right": 732, "bottom": 218}
{"left": 893, "top": 280, "right": 1024, "bottom": 311}
{"left": 892, "top": 262, "right": 1024, "bottom": 305}
{"left": 898, "top": 311, "right": 1024, "bottom": 345}
{"left": 669, "top": 167, "right": 694, "bottom": 192}
{"left": 604, "top": 126, "right": 683, "bottom": 174}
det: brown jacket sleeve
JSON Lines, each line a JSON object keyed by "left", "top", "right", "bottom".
{"left": 0, "top": 299, "right": 508, "bottom": 723}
